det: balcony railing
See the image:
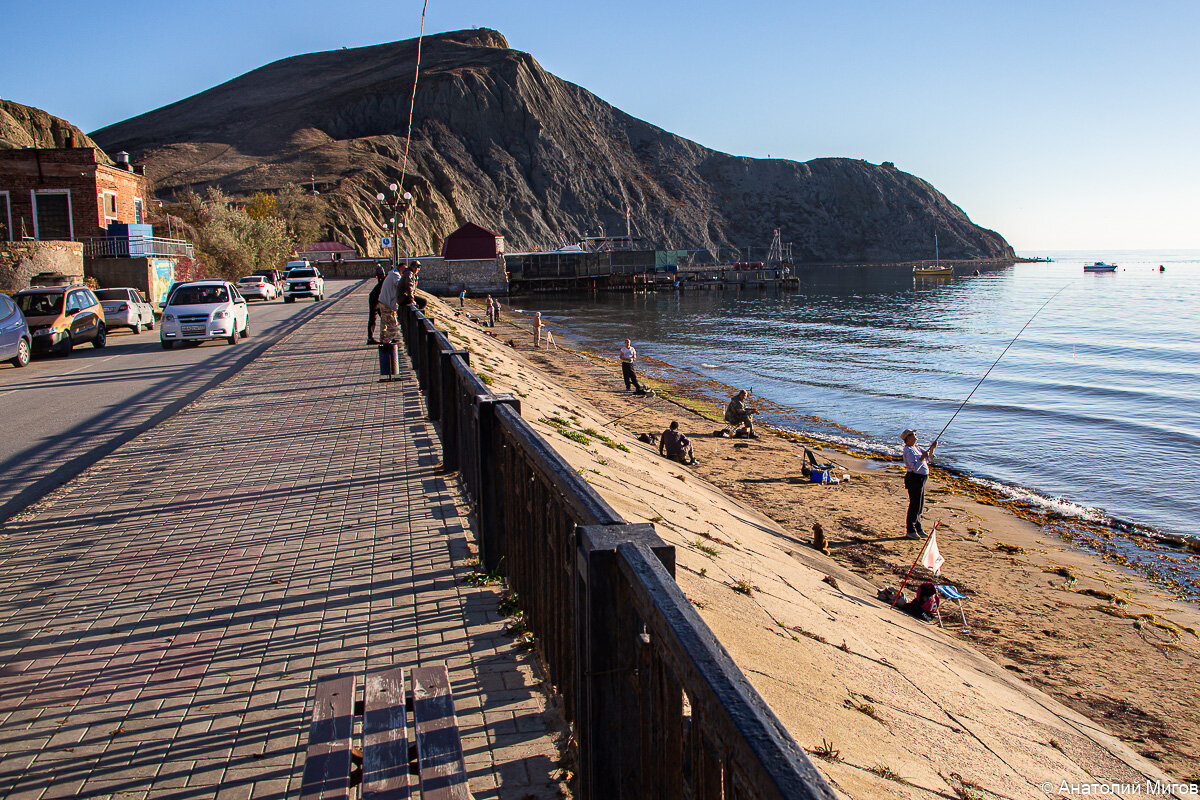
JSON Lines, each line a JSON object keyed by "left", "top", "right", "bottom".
{"left": 82, "top": 236, "right": 195, "bottom": 259}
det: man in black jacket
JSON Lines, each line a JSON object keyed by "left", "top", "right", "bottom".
{"left": 367, "top": 265, "right": 385, "bottom": 344}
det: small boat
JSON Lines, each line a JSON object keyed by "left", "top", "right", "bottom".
{"left": 914, "top": 232, "right": 952, "bottom": 276}
{"left": 1084, "top": 262, "right": 1118, "bottom": 272}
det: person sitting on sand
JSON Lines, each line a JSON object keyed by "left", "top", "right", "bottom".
{"left": 659, "top": 421, "right": 698, "bottom": 465}
{"left": 901, "top": 581, "right": 940, "bottom": 622}
{"left": 725, "top": 390, "right": 757, "bottom": 438}
{"left": 901, "top": 428, "right": 938, "bottom": 540}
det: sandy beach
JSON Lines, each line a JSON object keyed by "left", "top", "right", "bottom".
{"left": 426, "top": 294, "right": 1199, "bottom": 794}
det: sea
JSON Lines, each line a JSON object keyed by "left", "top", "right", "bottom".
{"left": 513, "top": 250, "right": 1200, "bottom": 593}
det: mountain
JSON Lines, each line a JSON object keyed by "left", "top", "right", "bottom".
{"left": 91, "top": 29, "right": 1014, "bottom": 263}
{"left": 1, "top": 99, "right": 109, "bottom": 159}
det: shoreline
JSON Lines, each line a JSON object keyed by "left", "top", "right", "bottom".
{"left": 454, "top": 297, "right": 1200, "bottom": 782}
{"left": 518, "top": 310, "right": 1200, "bottom": 603}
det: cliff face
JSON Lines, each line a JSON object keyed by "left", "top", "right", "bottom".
{"left": 1, "top": 100, "right": 109, "bottom": 160}
{"left": 91, "top": 29, "right": 1014, "bottom": 263}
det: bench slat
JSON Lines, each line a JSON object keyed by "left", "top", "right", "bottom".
{"left": 364, "top": 668, "right": 411, "bottom": 800}
{"left": 411, "top": 666, "right": 472, "bottom": 800}
{"left": 300, "top": 674, "right": 355, "bottom": 800}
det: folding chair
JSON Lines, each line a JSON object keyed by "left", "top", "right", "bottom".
{"left": 935, "top": 585, "right": 971, "bottom": 633}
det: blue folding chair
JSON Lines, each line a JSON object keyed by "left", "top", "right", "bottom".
{"left": 935, "top": 585, "right": 971, "bottom": 632}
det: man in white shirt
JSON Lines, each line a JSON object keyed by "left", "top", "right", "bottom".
{"left": 377, "top": 265, "right": 402, "bottom": 342}
{"left": 901, "top": 428, "right": 938, "bottom": 540}
{"left": 619, "top": 339, "right": 643, "bottom": 393}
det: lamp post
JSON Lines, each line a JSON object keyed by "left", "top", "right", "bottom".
{"left": 376, "top": 183, "right": 414, "bottom": 270}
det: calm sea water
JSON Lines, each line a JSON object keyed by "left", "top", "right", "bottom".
{"left": 514, "top": 250, "right": 1200, "bottom": 546}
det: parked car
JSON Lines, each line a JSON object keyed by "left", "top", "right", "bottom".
{"left": 14, "top": 285, "right": 106, "bottom": 356}
{"left": 236, "top": 275, "right": 278, "bottom": 301}
{"left": 94, "top": 287, "right": 155, "bottom": 333}
{"left": 250, "top": 268, "right": 284, "bottom": 291}
{"left": 0, "top": 294, "right": 32, "bottom": 368}
{"left": 159, "top": 280, "right": 249, "bottom": 348}
{"left": 283, "top": 266, "right": 324, "bottom": 302}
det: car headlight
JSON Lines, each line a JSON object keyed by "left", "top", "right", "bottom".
{"left": 164, "top": 313, "right": 175, "bottom": 322}
{"left": 213, "top": 310, "right": 230, "bottom": 319}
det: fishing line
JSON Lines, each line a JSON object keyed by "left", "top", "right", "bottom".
{"left": 934, "top": 281, "right": 1073, "bottom": 443}
{"left": 398, "top": 0, "right": 429, "bottom": 223}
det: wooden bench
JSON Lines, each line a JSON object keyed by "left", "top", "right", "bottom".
{"left": 299, "top": 665, "right": 472, "bottom": 800}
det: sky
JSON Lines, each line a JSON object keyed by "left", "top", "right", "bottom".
{"left": 2, "top": 0, "right": 1197, "bottom": 251}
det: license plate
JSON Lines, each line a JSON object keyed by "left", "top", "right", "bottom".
{"left": 182, "top": 325, "right": 205, "bottom": 335}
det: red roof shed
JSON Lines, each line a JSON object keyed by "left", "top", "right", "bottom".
{"left": 442, "top": 222, "right": 504, "bottom": 261}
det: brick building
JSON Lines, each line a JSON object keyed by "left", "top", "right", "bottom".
{"left": 0, "top": 146, "right": 147, "bottom": 243}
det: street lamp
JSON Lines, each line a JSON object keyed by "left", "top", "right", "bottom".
{"left": 376, "top": 183, "right": 414, "bottom": 270}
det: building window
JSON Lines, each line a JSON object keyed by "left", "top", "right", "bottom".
{"left": 133, "top": 198, "right": 144, "bottom": 225}
{"left": 0, "top": 191, "right": 10, "bottom": 241}
{"left": 103, "top": 191, "right": 118, "bottom": 227}
{"left": 33, "top": 190, "right": 73, "bottom": 240}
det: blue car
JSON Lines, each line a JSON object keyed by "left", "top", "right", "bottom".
{"left": 0, "top": 293, "right": 32, "bottom": 368}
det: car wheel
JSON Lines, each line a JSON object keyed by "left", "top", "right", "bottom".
{"left": 57, "top": 332, "right": 73, "bottom": 356}
{"left": 11, "top": 338, "right": 31, "bottom": 367}
{"left": 241, "top": 321, "right": 249, "bottom": 339}
{"left": 132, "top": 321, "right": 143, "bottom": 333}
{"left": 284, "top": 296, "right": 294, "bottom": 303}
{"left": 161, "top": 339, "right": 175, "bottom": 350}
{"left": 93, "top": 323, "right": 106, "bottom": 349}
{"left": 148, "top": 317, "right": 155, "bottom": 331}
{"left": 227, "top": 330, "right": 238, "bottom": 345}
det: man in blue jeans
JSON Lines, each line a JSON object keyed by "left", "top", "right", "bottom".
{"left": 901, "top": 428, "right": 938, "bottom": 539}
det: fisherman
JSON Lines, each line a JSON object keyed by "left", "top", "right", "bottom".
{"left": 366, "top": 264, "right": 386, "bottom": 344}
{"left": 901, "top": 428, "right": 938, "bottom": 540}
{"left": 377, "top": 263, "right": 402, "bottom": 343}
{"left": 659, "top": 421, "right": 698, "bottom": 465}
{"left": 533, "top": 312, "right": 543, "bottom": 347}
{"left": 724, "top": 390, "right": 757, "bottom": 438}
{"left": 459, "top": 288, "right": 466, "bottom": 308}
{"left": 485, "top": 295, "right": 495, "bottom": 327}
{"left": 619, "top": 338, "right": 645, "bottom": 393}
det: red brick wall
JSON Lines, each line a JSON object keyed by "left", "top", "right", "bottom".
{"left": 0, "top": 148, "right": 148, "bottom": 242}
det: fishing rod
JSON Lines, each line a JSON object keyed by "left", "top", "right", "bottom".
{"left": 933, "top": 281, "right": 1074, "bottom": 443}
{"left": 602, "top": 390, "right": 658, "bottom": 426}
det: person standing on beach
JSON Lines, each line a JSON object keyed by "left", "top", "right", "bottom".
{"left": 367, "top": 265, "right": 385, "bottom": 344}
{"left": 486, "top": 296, "right": 495, "bottom": 327}
{"left": 620, "top": 339, "right": 644, "bottom": 392}
{"left": 459, "top": 288, "right": 466, "bottom": 308}
{"left": 901, "top": 428, "right": 938, "bottom": 540}
{"left": 534, "top": 312, "right": 543, "bottom": 347}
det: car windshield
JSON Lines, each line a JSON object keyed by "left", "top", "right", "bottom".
{"left": 169, "top": 285, "right": 229, "bottom": 306}
{"left": 16, "top": 292, "right": 64, "bottom": 316}
{"left": 237, "top": 277, "right": 262, "bottom": 284}
{"left": 95, "top": 289, "right": 131, "bottom": 301}
{"left": 288, "top": 269, "right": 317, "bottom": 278}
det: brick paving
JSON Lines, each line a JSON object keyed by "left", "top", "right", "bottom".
{"left": 0, "top": 285, "right": 569, "bottom": 799}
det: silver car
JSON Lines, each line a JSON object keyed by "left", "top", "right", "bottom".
{"left": 95, "top": 288, "right": 156, "bottom": 333}
{"left": 236, "top": 275, "right": 278, "bottom": 301}
{"left": 0, "top": 294, "right": 32, "bottom": 368}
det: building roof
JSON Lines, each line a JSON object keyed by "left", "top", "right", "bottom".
{"left": 442, "top": 223, "right": 503, "bottom": 261}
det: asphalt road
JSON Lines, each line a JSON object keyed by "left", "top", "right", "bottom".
{"left": 0, "top": 278, "right": 365, "bottom": 524}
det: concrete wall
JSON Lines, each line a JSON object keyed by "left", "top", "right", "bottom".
{"left": 0, "top": 240, "right": 84, "bottom": 294}
{"left": 85, "top": 256, "right": 178, "bottom": 305}
{"left": 418, "top": 256, "right": 509, "bottom": 296}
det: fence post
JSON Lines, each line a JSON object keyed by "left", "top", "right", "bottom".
{"left": 425, "top": 332, "right": 444, "bottom": 421}
{"left": 475, "top": 395, "right": 520, "bottom": 572}
{"left": 575, "top": 523, "right": 673, "bottom": 800}
{"left": 439, "top": 350, "right": 469, "bottom": 471}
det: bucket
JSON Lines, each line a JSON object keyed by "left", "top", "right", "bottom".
{"left": 378, "top": 343, "right": 398, "bottom": 377}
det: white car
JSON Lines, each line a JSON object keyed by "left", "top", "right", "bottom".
{"left": 236, "top": 275, "right": 278, "bottom": 301}
{"left": 95, "top": 288, "right": 155, "bottom": 333}
{"left": 283, "top": 266, "right": 324, "bottom": 302}
{"left": 159, "top": 280, "right": 249, "bottom": 349}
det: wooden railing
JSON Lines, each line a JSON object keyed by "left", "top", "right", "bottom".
{"left": 399, "top": 302, "right": 836, "bottom": 800}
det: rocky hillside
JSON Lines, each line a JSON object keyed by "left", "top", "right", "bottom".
{"left": 1, "top": 99, "right": 109, "bottom": 159}
{"left": 91, "top": 29, "right": 1014, "bottom": 263}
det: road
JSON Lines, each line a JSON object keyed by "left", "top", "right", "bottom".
{"left": 0, "top": 278, "right": 364, "bottom": 523}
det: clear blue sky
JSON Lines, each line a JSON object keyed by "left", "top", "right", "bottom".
{"left": 2, "top": 0, "right": 1197, "bottom": 251}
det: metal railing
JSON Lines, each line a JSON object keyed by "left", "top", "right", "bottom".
{"left": 399, "top": 302, "right": 836, "bottom": 800}
{"left": 83, "top": 236, "right": 195, "bottom": 259}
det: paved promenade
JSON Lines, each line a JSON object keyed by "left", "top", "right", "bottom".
{"left": 0, "top": 285, "right": 568, "bottom": 799}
